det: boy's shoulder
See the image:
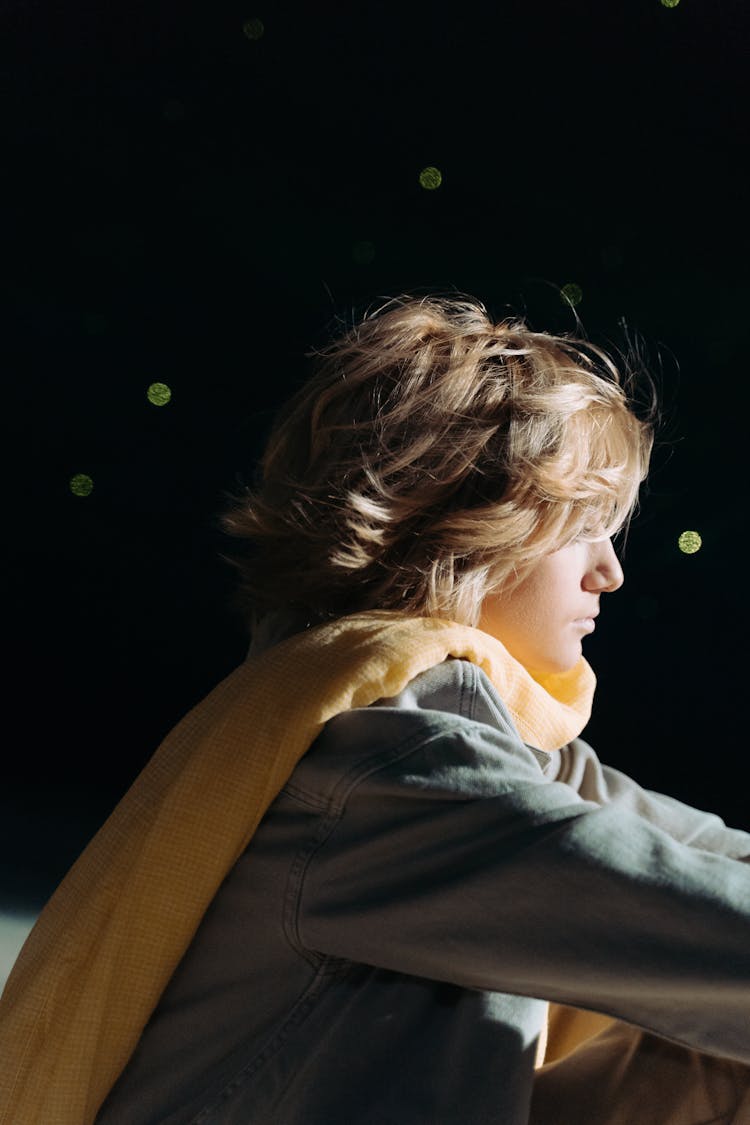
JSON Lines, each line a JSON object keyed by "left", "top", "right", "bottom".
{"left": 285, "top": 657, "right": 553, "bottom": 808}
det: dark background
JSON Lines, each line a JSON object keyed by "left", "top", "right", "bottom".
{"left": 2, "top": 0, "right": 748, "bottom": 915}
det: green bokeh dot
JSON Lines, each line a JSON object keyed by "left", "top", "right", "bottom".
{"left": 660, "top": 0, "right": 680, "bottom": 7}
{"left": 70, "top": 473, "right": 94, "bottom": 497}
{"left": 678, "top": 530, "right": 702, "bottom": 554}
{"left": 419, "top": 166, "right": 442, "bottom": 190}
{"left": 243, "top": 17, "right": 265, "bottom": 39}
{"left": 147, "top": 382, "right": 172, "bottom": 406}
{"left": 560, "top": 282, "right": 583, "bottom": 307}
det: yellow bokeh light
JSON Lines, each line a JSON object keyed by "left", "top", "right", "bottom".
{"left": 419, "top": 166, "right": 442, "bottom": 190}
{"left": 560, "top": 282, "right": 583, "bottom": 307}
{"left": 243, "top": 17, "right": 265, "bottom": 39}
{"left": 678, "top": 530, "right": 702, "bottom": 554}
{"left": 70, "top": 473, "right": 94, "bottom": 497}
{"left": 660, "top": 0, "right": 680, "bottom": 7}
{"left": 147, "top": 382, "right": 172, "bottom": 407}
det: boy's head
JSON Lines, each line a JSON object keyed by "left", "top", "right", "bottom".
{"left": 217, "top": 292, "right": 655, "bottom": 643}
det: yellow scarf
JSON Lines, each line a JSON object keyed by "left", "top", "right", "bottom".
{"left": 0, "top": 611, "right": 595, "bottom": 1124}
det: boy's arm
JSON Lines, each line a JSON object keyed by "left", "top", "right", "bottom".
{"left": 298, "top": 717, "right": 750, "bottom": 1065}
{"left": 553, "top": 737, "right": 750, "bottom": 860}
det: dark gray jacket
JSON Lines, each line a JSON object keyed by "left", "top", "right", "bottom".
{"left": 95, "top": 657, "right": 750, "bottom": 1124}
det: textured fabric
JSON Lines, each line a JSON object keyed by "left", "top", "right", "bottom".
{"left": 533, "top": 1010, "right": 750, "bottom": 1124}
{"left": 0, "top": 611, "right": 595, "bottom": 1125}
{"left": 91, "top": 657, "right": 750, "bottom": 1125}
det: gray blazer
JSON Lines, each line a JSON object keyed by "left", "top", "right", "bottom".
{"left": 95, "top": 657, "right": 750, "bottom": 1124}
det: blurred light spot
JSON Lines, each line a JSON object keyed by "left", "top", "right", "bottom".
{"left": 243, "top": 17, "right": 265, "bottom": 39}
{"left": 678, "top": 529, "right": 702, "bottom": 554}
{"left": 560, "top": 282, "right": 583, "bottom": 307}
{"left": 419, "top": 166, "right": 442, "bottom": 190}
{"left": 352, "top": 240, "right": 375, "bottom": 264}
{"left": 147, "top": 382, "right": 172, "bottom": 407}
{"left": 660, "top": 0, "right": 680, "bottom": 7}
{"left": 162, "top": 99, "right": 186, "bottom": 122}
{"left": 70, "top": 473, "right": 94, "bottom": 497}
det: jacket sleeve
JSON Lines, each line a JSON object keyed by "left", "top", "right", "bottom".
{"left": 552, "top": 736, "right": 750, "bottom": 860}
{"left": 296, "top": 714, "right": 750, "bottom": 1065}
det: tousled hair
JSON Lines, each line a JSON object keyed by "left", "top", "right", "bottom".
{"left": 215, "top": 292, "right": 657, "bottom": 650}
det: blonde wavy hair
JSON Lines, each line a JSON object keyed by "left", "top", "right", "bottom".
{"left": 215, "top": 291, "right": 656, "bottom": 649}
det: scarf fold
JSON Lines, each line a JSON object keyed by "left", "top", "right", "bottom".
{"left": 0, "top": 611, "right": 595, "bottom": 1124}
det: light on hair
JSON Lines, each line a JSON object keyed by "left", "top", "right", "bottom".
{"left": 215, "top": 292, "right": 657, "bottom": 646}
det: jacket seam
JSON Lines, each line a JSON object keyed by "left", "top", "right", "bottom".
{"left": 284, "top": 660, "right": 496, "bottom": 812}
{"left": 471, "top": 667, "right": 554, "bottom": 770}
{"left": 459, "top": 658, "right": 476, "bottom": 722}
{"left": 186, "top": 961, "right": 340, "bottom": 1125}
{"left": 280, "top": 781, "right": 330, "bottom": 812}
{"left": 280, "top": 722, "right": 476, "bottom": 964}
{"left": 285, "top": 722, "right": 545, "bottom": 963}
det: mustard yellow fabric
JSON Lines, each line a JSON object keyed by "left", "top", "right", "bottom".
{"left": 542, "top": 1004, "right": 618, "bottom": 1065}
{"left": 0, "top": 610, "right": 595, "bottom": 1125}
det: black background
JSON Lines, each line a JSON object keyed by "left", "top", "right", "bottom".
{"left": 3, "top": 0, "right": 748, "bottom": 912}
